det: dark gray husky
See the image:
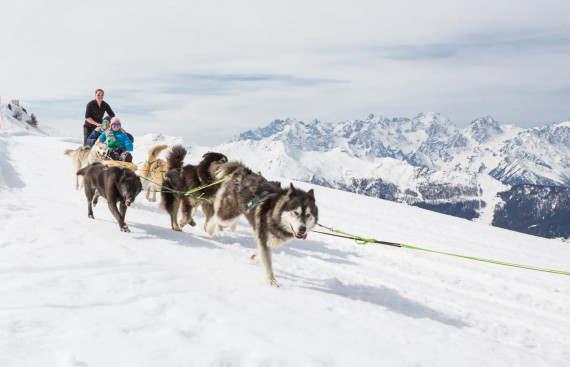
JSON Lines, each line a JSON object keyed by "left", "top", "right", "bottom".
{"left": 206, "top": 163, "right": 319, "bottom": 287}
{"left": 160, "top": 146, "right": 228, "bottom": 232}
{"left": 77, "top": 162, "right": 143, "bottom": 232}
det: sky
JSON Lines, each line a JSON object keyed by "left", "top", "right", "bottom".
{"left": 1, "top": 118, "right": 570, "bottom": 366}
{"left": 1, "top": 0, "right": 570, "bottom": 146}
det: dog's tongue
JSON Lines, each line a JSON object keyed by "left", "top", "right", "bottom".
{"left": 290, "top": 224, "right": 308, "bottom": 240}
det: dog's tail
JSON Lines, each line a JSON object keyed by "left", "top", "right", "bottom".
{"left": 148, "top": 144, "right": 168, "bottom": 160}
{"left": 214, "top": 161, "right": 254, "bottom": 179}
{"left": 166, "top": 145, "right": 187, "bottom": 170}
{"left": 64, "top": 149, "right": 75, "bottom": 157}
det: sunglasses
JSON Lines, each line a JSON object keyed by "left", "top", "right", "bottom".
{"left": 102, "top": 120, "right": 110, "bottom": 124}
{"left": 111, "top": 123, "right": 121, "bottom": 128}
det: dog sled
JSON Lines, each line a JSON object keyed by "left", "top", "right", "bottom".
{"left": 101, "top": 159, "right": 138, "bottom": 171}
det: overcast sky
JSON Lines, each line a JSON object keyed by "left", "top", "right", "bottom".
{"left": 1, "top": 0, "right": 569, "bottom": 146}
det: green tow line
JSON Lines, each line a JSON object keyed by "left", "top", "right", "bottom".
{"left": 315, "top": 224, "right": 570, "bottom": 276}
{"left": 400, "top": 244, "right": 570, "bottom": 275}
{"left": 184, "top": 176, "right": 232, "bottom": 203}
{"left": 138, "top": 174, "right": 232, "bottom": 204}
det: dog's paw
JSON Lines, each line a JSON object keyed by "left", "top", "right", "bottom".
{"left": 179, "top": 217, "right": 196, "bottom": 227}
{"left": 88, "top": 214, "right": 94, "bottom": 219}
{"left": 205, "top": 221, "right": 220, "bottom": 237}
{"left": 250, "top": 254, "right": 260, "bottom": 264}
{"left": 121, "top": 226, "right": 131, "bottom": 233}
{"left": 172, "top": 226, "right": 182, "bottom": 232}
{"left": 267, "top": 278, "right": 282, "bottom": 287}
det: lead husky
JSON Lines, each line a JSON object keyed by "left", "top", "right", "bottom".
{"left": 206, "top": 163, "right": 318, "bottom": 287}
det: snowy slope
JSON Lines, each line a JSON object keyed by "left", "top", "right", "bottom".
{"left": 1, "top": 123, "right": 570, "bottom": 366}
{"left": 0, "top": 103, "right": 51, "bottom": 136}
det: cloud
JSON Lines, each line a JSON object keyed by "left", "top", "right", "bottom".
{"left": 152, "top": 73, "right": 344, "bottom": 96}
{"left": 371, "top": 31, "right": 570, "bottom": 61}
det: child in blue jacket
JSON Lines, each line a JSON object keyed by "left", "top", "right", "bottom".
{"left": 99, "top": 117, "right": 133, "bottom": 162}
{"left": 88, "top": 115, "right": 134, "bottom": 147}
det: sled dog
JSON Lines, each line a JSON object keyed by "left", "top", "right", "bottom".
{"left": 139, "top": 144, "right": 168, "bottom": 202}
{"left": 64, "top": 141, "right": 109, "bottom": 189}
{"left": 77, "top": 162, "right": 143, "bottom": 232}
{"left": 206, "top": 164, "right": 319, "bottom": 287}
{"left": 160, "top": 145, "right": 228, "bottom": 231}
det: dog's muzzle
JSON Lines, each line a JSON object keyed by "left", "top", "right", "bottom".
{"left": 290, "top": 224, "right": 308, "bottom": 240}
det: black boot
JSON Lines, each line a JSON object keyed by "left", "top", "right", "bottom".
{"left": 107, "top": 149, "right": 120, "bottom": 160}
{"left": 120, "top": 151, "right": 133, "bottom": 163}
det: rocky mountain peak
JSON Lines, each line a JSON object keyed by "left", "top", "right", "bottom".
{"left": 412, "top": 112, "right": 457, "bottom": 137}
{"left": 466, "top": 116, "right": 504, "bottom": 143}
{"left": 232, "top": 118, "right": 301, "bottom": 142}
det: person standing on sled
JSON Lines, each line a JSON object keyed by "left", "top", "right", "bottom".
{"left": 84, "top": 89, "right": 115, "bottom": 145}
{"left": 99, "top": 117, "right": 133, "bottom": 162}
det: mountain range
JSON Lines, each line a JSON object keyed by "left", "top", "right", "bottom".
{"left": 214, "top": 112, "right": 570, "bottom": 239}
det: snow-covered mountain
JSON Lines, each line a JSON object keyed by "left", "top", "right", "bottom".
{"left": 488, "top": 121, "right": 570, "bottom": 186}
{"left": 232, "top": 112, "right": 458, "bottom": 161}
{"left": 217, "top": 113, "right": 570, "bottom": 238}
{"left": 230, "top": 113, "right": 570, "bottom": 186}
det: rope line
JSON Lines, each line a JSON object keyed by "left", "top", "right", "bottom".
{"left": 137, "top": 172, "right": 231, "bottom": 204}
{"left": 184, "top": 176, "right": 231, "bottom": 197}
{"left": 399, "top": 244, "right": 570, "bottom": 275}
{"left": 315, "top": 224, "right": 570, "bottom": 276}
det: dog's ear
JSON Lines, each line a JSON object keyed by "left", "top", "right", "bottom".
{"left": 308, "top": 189, "right": 314, "bottom": 198}
{"left": 288, "top": 183, "right": 296, "bottom": 195}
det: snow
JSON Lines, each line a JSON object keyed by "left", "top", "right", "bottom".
{"left": 1, "top": 118, "right": 570, "bottom": 366}
{"left": 555, "top": 120, "right": 570, "bottom": 129}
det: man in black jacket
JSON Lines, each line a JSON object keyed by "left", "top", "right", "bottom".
{"left": 83, "top": 89, "right": 115, "bottom": 144}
